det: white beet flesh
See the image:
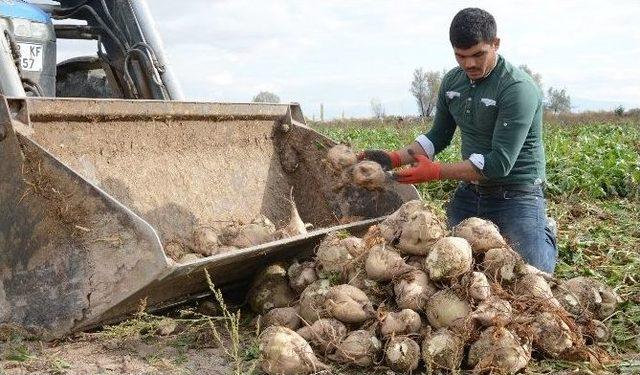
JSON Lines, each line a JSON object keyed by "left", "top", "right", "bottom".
{"left": 422, "top": 328, "right": 464, "bottom": 372}
{"left": 385, "top": 336, "right": 421, "bottom": 372}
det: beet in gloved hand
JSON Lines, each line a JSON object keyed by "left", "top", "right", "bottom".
{"left": 357, "top": 150, "right": 402, "bottom": 171}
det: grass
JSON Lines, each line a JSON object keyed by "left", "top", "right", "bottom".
{"left": 3, "top": 345, "right": 34, "bottom": 362}
{"left": 204, "top": 269, "right": 259, "bottom": 375}
{"left": 314, "top": 118, "right": 640, "bottom": 369}
{"left": 47, "top": 356, "right": 72, "bottom": 375}
{"left": 545, "top": 123, "right": 640, "bottom": 199}
{"left": 92, "top": 270, "right": 262, "bottom": 374}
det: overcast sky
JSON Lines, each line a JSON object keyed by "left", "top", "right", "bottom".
{"left": 58, "top": 0, "right": 640, "bottom": 119}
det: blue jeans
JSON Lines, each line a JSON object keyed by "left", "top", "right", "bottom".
{"left": 446, "top": 182, "right": 558, "bottom": 273}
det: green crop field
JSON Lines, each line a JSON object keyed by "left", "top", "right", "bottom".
{"left": 314, "top": 117, "right": 640, "bottom": 372}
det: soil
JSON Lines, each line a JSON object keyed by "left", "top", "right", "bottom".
{"left": 0, "top": 331, "right": 234, "bottom": 375}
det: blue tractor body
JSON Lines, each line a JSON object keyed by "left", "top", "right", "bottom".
{"left": 0, "top": 0, "right": 51, "bottom": 23}
{"left": 0, "top": 0, "right": 56, "bottom": 96}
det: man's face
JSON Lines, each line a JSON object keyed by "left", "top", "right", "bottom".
{"left": 454, "top": 38, "right": 500, "bottom": 81}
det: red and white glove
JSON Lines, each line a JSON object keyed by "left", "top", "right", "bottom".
{"left": 393, "top": 154, "right": 442, "bottom": 184}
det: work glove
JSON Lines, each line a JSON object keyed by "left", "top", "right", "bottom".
{"left": 357, "top": 150, "right": 402, "bottom": 171}
{"left": 393, "top": 152, "right": 441, "bottom": 184}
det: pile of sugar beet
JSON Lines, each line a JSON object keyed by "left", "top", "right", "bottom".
{"left": 250, "top": 200, "right": 620, "bottom": 374}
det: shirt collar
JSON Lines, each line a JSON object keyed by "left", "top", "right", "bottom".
{"left": 470, "top": 54, "right": 501, "bottom": 84}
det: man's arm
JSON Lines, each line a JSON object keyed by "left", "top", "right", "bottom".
{"left": 395, "top": 80, "right": 539, "bottom": 184}
{"left": 401, "top": 80, "right": 458, "bottom": 164}
{"left": 440, "top": 160, "right": 484, "bottom": 181}
{"left": 360, "top": 73, "right": 457, "bottom": 168}
{"left": 394, "top": 153, "right": 483, "bottom": 184}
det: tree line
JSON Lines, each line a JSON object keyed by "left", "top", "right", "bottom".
{"left": 405, "top": 65, "right": 572, "bottom": 118}
{"left": 248, "top": 65, "right": 574, "bottom": 119}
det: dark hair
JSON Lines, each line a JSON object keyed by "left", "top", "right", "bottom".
{"left": 449, "top": 8, "right": 497, "bottom": 49}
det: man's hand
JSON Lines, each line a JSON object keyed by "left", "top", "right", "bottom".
{"left": 357, "top": 150, "right": 401, "bottom": 171}
{"left": 394, "top": 154, "right": 442, "bottom": 184}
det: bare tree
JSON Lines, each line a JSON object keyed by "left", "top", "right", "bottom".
{"left": 545, "top": 87, "right": 571, "bottom": 114}
{"left": 410, "top": 68, "right": 427, "bottom": 117}
{"left": 410, "top": 68, "right": 442, "bottom": 117}
{"left": 518, "top": 64, "right": 543, "bottom": 88}
{"left": 252, "top": 91, "right": 280, "bottom": 103}
{"left": 370, "top": 97, "right": 385, "bottom": 119}
{"left": 425, "top": 71, "right": 442, "bottom": 116}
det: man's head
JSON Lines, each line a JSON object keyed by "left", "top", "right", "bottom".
{"left": 449, "top": 8, "right": 500, "bottom": 81}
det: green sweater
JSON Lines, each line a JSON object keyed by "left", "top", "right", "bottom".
{"left": 418, "top": 55, "right": 546, "bottom": 186}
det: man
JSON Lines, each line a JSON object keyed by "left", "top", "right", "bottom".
{"left": 361, "top": 8, "right": 557, "bottom": 273}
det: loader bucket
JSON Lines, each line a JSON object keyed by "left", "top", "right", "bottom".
{"left": 0, "top": 96, "right": 418, "bottom": 338}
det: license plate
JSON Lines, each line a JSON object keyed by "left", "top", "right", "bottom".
{"left": 16, "top": 42, "right": 44, "bottom": 72}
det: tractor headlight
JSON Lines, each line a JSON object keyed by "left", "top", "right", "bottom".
{"left": 30, "top": 22, "right": 49, "bottom": 39}
{"left": 11, "top": 18, "right": 49, "bottom": 40}
{"left": 12, "top": 18, "right": 31, "bottom": 37}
